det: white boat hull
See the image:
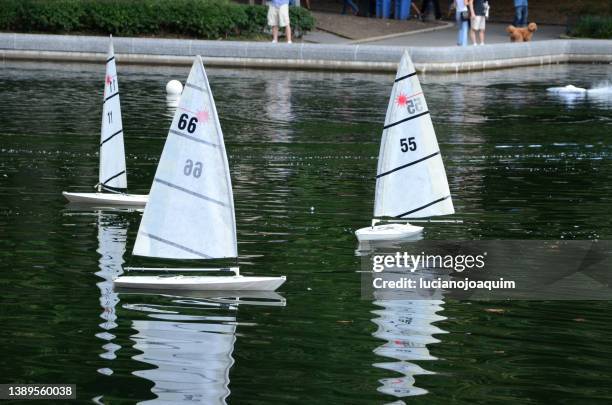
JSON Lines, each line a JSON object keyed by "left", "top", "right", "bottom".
{"left": 114, "top": 275, "right": 286, "bottom": 291}
{"left": 63, "top": 191, "right": 148, "bottom": 206}
{"left": 547, "top": 85, "right": 587, "bottom": 94}
{"left": 355, "top": 223, "right": 423, "bottom": 242}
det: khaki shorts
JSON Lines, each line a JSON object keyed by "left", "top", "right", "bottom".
{"left": 268, "top": 4, "right": 290, "bottom": 28}
{"left": 471, "top": 15, "right": 486, "bottom": 30}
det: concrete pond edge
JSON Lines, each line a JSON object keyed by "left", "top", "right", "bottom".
{"left": 0, "top": 33, "right": 610, "bottom": 73}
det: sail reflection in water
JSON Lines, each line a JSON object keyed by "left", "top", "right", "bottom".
{"left": 95, "top": 211, "right": 128, "bottom": 375}
{"left": 372, "top": 285, "right": 447, "bottom": 398}
{"left": 129, "top": 304, "right": 236, "bottom": 404}
{"left": 122, "top": 291, "right": 285, "bottom": 404}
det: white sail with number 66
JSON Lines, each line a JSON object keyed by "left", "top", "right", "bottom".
{"left": 133, "top": 56, "right": 236, "bottom": 259}
{"left": 116, "top": 56, "right": 285, "bottom": 291}
{"left": 356, "top": 52, "right": 455, "bottom": 242}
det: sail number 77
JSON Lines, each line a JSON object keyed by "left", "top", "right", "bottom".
{"left": 400, "top": 137, "right": 417, "bottom": 152}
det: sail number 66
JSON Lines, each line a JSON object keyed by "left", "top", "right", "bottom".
{"left": 400, "top": 137, "right": 417, "bottom": 152}
{"left": 178, "top": 113, "right": 198, "bottom": 134}
{"left": 184, "top": 159, "right": 203, "bottom": 178}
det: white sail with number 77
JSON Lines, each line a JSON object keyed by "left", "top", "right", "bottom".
{"left": 62, "top": 37, "right": 148, "bottom": 206}
{"left": 115, "top": 56, "right": 285, "bottom": 291}
{"left": 356, "top": 52, "right": 455, "bottom": 242}
{"left": 98, "top": 39, "right": 127, "bottom": 192}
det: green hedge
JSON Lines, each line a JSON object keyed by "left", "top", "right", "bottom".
{"left": 570, "top": 15, "right": 612, "bottom": 39}
{"left": 0, "top": 0, "right": 315, "bottom": 39}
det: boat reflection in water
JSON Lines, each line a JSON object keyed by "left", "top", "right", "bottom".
{"left": 372, "top": 297, "right": 446, "bottom": 399}
{"left": 62, "top": 208, "right": 129, "bottom": 378}
{"left": 119, "top": 290, "right": 284, "bottom": 404}
{"left": 88, "top": 210, "right": 286, "bottom": 404}
{"left": 355, "top": 232, "right": 423, "bottom": 256}
{"left": 94, "top": 211, "right": 129, "bottom": 376}
{"left": 365, "top": 241, "right": 448, "bottom": 400}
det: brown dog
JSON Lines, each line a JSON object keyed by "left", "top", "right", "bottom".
{"left": 506, "top": 22, "right": 538, "bottom": 42}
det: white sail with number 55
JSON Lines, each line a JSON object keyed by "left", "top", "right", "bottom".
{"left": 356, "top": 52, "right": 455, "bottom": 242}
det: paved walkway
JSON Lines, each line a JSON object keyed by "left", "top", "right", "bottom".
{"left": 304, "top": 17, "right": 566, "bottom": 46}
{"left": 311, "top": 11, "right": 447, "bottom": 41}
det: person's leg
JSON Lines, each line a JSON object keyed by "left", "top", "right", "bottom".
{"left": 481, "top": 18, "right": 486, "bottom": 44}
{"left": 411, "top": 3, "right": 421, "bottom": 19}
{"left": 272, "top": 26, "right": 279, "bottom": 42}
{"left": 517, "top": 6, "right": 527, "bottom": 26}
{"left": 470, "top": 27, "right": 477, "bottom": 45}
{"left": 472, "top": 17, "right": 485, "bottom": 44}
{"left": 456, "top": 11, "right": 468, "bottom": 46}
{"left": 433, "top": 0, "right": 441, "bottom": 19}
{"left": 279, "top": 4, "right": 292, "bottom": 43}
{"left": 456, "top": 11, "right": 462, "bottom": 45}
{"left": 285, "top": 25, "right": 292, "bottom": 43}
{"left": 513, "top": 6, "right": 520, "bottom": 26}
{"left": 268, "top": 5, "right": 278, "bottom": 42}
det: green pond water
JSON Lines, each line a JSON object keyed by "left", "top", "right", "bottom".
{"left": 1, "top": 61, "right": 611, "bottom": 404}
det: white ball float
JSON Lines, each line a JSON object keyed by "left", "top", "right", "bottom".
{"left": 166, "top": 80, "right": 183, "bottom": 96}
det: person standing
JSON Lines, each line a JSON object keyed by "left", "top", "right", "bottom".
{"left": 341, "top": 0, "right": 359, "bottom": 15}
{"left": 469, "top": 0, "right": 487, "bottom": 45}
{"left": 454, "top": 0, "right": 470, "bottom": 46}
{"left": 421, "top": 0, "right": 442, "bottom": 19}
{"left": 513, "top": 0, "right": 527, "bottom": 27}
{"left": 268, "top": 0, "right": 292, "bottom": 44}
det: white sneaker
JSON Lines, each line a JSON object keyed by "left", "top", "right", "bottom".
{"left": 287, "top": 41, "right": 292, "bottom": 44}
{"left": 272, "top": 39, "right": 277, "bottom": 43}
{"left": 480, "top": 42, "right": 485, "bottom": 45}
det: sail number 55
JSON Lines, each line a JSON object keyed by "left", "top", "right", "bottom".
{"left": 400, "top": 137, "right": 417, "bottom": 152}
{"left": 178, "top": 113, "right": 198, "bottom": 133}
{"left": 184, "top": 159, "right": 203, "bottom": 178}
{"left": 406, "top": 98, "right": 423, "bottom": 115}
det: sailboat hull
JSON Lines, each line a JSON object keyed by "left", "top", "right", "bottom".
{"left": 62, "top": 191, "right": 148, "bottom": 206}
{"left": 114, "top": 275, "right": 286, "bottom": 291}
{"left": 355, "top": 223, "right": 423, "bottom": 242}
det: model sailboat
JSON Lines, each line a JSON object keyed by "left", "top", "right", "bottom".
{"left": 114, "top": 56, "right": 285, "bottom": 291}
{"left": 63, "top": 37, "right": 148, "bottom": 206}
{"left": 356, "top": 52, "right": 454, "bottom": 242}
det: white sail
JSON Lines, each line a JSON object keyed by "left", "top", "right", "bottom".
{"left": 374, "top": 52, "right": 454, "bottom": 219}
{"left": 133, "top": 56, "right": 237, "bottom": 259}
{"left": 99, "top": 38, "right": 127, "bottom": 191}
